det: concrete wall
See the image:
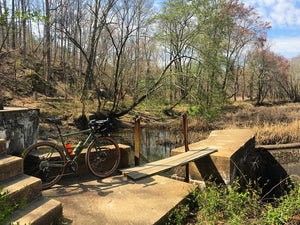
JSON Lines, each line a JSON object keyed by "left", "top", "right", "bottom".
{"left": 256, "top": 143, "right": 300, "bottom": 179}
{"left": 0, "top": 107, "right": 39, "bottom": 155}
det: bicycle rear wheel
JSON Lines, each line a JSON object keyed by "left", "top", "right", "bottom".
{"left": 86, "top": 137, "right": 120, "bottom": 178}
{"left": 22, "top": 142, "right": 66, "bottom": 189}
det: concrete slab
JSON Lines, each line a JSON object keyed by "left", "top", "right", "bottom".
{"left": 43, "top": 174, "right": 195, "bottom": 225}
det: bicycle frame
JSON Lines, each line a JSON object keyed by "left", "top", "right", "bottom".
{"left": 53, "top": 124, "right": 97, "bottom": 162}
{"left": 23, "top": 118, "right": 120, "bottom": 189}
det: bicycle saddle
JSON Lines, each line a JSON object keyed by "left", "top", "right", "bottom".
{"left": 46, "top": 118, "right": 63, "bottom": 125}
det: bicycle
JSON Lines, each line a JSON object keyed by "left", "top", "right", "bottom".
{"left": 22, "top": 118, "right": 121, "bottom": 189}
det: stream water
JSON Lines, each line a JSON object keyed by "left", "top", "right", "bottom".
{"left": 112, "top": 127, "right": 181, "bottom": 166}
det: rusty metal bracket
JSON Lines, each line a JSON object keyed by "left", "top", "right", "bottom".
{"left": 134, "top": 116, "right": 141, "bottom": 166}
{"left": 182, "top": 113, "right": 190, "bottom": 183}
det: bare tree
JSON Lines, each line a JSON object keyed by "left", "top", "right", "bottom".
{"left": 11, "top": 0, "right": 16, "bottom": 49}
{"left": 44, "top": 0, "right": 51, "bottom": 95}
{"left": 105, "top": 0, "right": 155, "bottom": 115}
{"left": 61, "top": 0, "right": 115, "bottom": 116}
{"left": 21, "top": 0, "right": 27, "bottom": 54}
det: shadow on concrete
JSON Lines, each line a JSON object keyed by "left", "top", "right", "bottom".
{"left": 194, "top": 155, "right": 225, "bottom": 184}
{"left": 58, "top": 217, "right": 73, "bottom": 224}
{"left": 43, "top": 173, "right": 156, "bottom": 198}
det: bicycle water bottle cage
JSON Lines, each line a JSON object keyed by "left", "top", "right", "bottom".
{"left": 88, "top": 119, "right": 112, "bottom": 134}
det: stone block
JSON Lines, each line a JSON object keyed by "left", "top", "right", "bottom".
{"left": 10, "top": 197, "right": 63, "bottom": 225}
{"left": 253, "top": 144, "right": 300, "bottom": 197}
{"left": 0, "top": 154, "right": 23, "bottom": 182}
{"left": 0, "top": 108, "right": 39, "bottom": 155}
{"left": 118, "top": 144, "right": 131, "bottom": 168}
{"left": 1, "top": 174, "right": 42, "bottom": 206}
{"left": 256, "top": 144, "right": 300, "bottom": 177}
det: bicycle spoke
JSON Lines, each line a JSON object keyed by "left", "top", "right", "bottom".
{"left": 23, "top": 142, "right": 66, "bottom": 189}
{"left": 86, "top": 137, "right": 120, "bottom": 178}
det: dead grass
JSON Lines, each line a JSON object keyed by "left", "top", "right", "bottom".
{"left": 253, "top": 120, "right": 300, "bottom": 145}
{"left": 214, "top": 102, "right": 300, "bottom": 145}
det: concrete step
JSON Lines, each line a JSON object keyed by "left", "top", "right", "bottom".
{"left": 0, "top": 154, "right": 23, "bottom": 182}
{"left": 8, "top": 196, "right": 62, "bottom": 225}
{"left": 0, "top": 139, "right": 6, "bottom": 155}
{"left": 0, "top": 174, "right": 42, "bottom": 206}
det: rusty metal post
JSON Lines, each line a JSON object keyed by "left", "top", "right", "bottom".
{"left": 183, "top": 113, "right": 189, "bottom": 183}
{"left": 134, "top": 116, "right": 141, "bottom": 166}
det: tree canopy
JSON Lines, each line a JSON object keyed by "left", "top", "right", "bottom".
{"left": 0, "top": 0, "right": 298, "bottom": 120}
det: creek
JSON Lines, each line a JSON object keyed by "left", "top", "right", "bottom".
{"left": 112, "top": 127, "right": 181, "bottom": 166}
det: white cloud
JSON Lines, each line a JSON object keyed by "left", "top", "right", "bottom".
{"left": 243, "top": 0, "right": 300, "bottom": 27}
{"left": 269, "top": 1, "right": 300, "bottom": 27}
{"left": 241, "top": 0, "right": 300, "bottom": 59}
{"left": 264, "top": 0, "right": 276, "bottom": 6}
{"left": 270, "top": 36, "right": 300, "bottom": 58}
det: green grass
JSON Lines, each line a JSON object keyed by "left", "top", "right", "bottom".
{"left": 167, "top": 178, "right": 300, "bottom": 225}
{"left": 0, "top": 187, "right": 27, "bottom": 225}
{"left": 0, "top": 187, "right": 14, "bottom": 225}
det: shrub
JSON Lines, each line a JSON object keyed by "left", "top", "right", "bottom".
{"left": 167, "top": 178, "right": 300, "bottom": 224}
{"left": 0, "top": 187, "right": 26, "bottom": 225}
{"left": 0, "top": 187, "right": 15, "bottom": 225}
{"left": 260, "top": 180, "right": 300, "bottom": 224}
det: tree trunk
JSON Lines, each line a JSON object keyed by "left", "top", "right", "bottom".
{"left": 45, "top": 0, "right": 51, "bottom": 95}
{"left": 11, "top": 0, "right": 16, "bottom": 49}
{"left": 3, "top": 0, "right": 9, "bottom": 48}
{"left": 0, "top": 2, "right": 5, "bottom": 49}
{"left": 21, "top": 0, "right": 26, "bottom": 54}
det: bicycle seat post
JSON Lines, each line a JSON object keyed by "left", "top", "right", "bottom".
{"left": 54, "top": 122, "right": 62, "bottom": 136}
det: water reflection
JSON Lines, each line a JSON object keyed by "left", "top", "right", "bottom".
{"left": 112, "top": 127, "right": 180, "bottom": 166}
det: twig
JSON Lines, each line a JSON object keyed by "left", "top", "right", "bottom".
{"left": 230, "top": 158, "right": 249, "bottom": 185}
{"left": 261, "top": 175, "right": 295, "bottom": 201}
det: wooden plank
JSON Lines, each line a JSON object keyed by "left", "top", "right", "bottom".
{"left": 120, "top": 148, "right": 217, "bottom": 180}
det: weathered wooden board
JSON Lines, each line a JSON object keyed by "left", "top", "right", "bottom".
{"left": 120, "top": 148, "right": 217, "bottom": 180}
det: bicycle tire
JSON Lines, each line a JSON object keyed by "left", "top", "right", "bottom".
{"left": 22, "top": 142, "right": 66, "bottom": 189}
{"left": 85, "top": 137, "right": 121, "bottom": 178}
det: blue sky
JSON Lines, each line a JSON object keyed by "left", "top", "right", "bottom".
{"left": 242, "top": 0, "right": 300, "bottom": 59}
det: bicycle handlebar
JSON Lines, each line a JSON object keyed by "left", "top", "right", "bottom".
{"left": 46, "top": 117, "right": 112, "bottom": 134}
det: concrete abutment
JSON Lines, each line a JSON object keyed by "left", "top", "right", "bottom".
{"left": 172, "top": 129, "right": 255, "bottom": 185}
{"left": 171, "top": 129, "right": 293, "bottom": 197}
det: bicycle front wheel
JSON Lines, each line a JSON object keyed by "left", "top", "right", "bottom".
{"left": 86, "top": 137, "right": 121, "bottom": 178}
{"left": 22, "top": 142, "right": 66, "bottom": 189}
